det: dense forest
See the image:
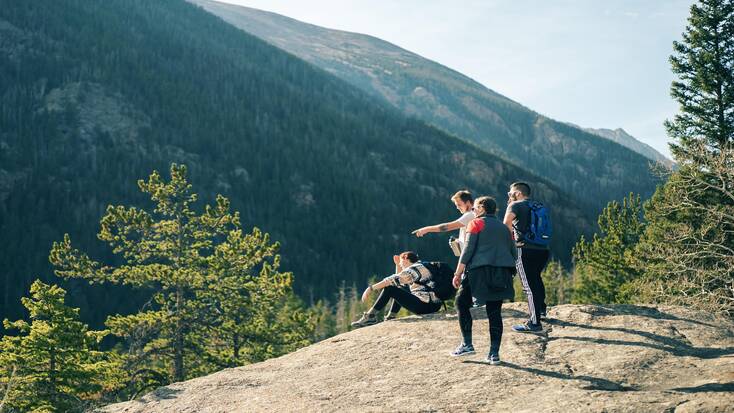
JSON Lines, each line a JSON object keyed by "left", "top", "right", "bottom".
{"left": 0, "top": 0, "right": 594, "bottom": 330}
{"left": 190, "top": 0, "right": 663, "bottom": 212}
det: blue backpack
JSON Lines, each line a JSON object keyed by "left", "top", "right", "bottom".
{"left": 524, "top": 201, "right": 552, "bottom": 246}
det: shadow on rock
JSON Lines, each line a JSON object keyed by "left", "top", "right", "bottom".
{"left": 462, "top": 360, "right": 635, "bottom": 391}
{"left": 147, "top": 386, "right": 182, "bottom": 401}
{"left": 576, "top": 305, "right": 718, "bottom": 328}
{"left": 546, "top": 319, "right": 734, "bottom": 359}
{"left": 672, "top": 382, "right": 734, "bottom": 393}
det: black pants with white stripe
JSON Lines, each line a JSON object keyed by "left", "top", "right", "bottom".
{"left": 516, "top": 247, "right": 550, "bottom": 325}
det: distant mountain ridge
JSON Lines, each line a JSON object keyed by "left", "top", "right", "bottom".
{"left": 189, "top": 0, "right": 661, "bottom": 212}
{"left": 570, "top": 124, "right": 673, "bottom": 166}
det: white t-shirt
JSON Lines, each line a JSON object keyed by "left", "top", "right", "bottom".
{"left": 457, "top": 211, "right": 475, "bottom": 251}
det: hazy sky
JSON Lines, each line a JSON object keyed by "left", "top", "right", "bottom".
{"left": 216, "top": 0, "right": 695, "bottom": 159}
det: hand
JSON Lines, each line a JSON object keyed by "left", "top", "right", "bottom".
{"left": 392, "top": 255, "right": 400, "bottom": 265}
{"left": 361, "top": 287, "right": 372, "bottom": 303}
{"left": 412, "top": 228, "right": 427, "bottom": 237}
{"left": 452, "top": 274, "right": 461, "bottom": 289}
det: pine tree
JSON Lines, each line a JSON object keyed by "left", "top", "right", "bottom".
{"left": 310, "top": 299, "right": 337, "bottom": 342}
{"left": 666, "top": 0, "right": 734, "bottom": 158}
{"left": 572, "top": 194, "right": 645, "bottom": 304}
{"left": 0, "top": 280, "right": 120, "bottom": 412}
{"left": 334, "top": 282, "right": 349, "bottom": 334}
{"left": 542, "top": 261, "right": 573, "bottom": 306}
{"left": 634, "top": 0, "right": 734, "bottom": 316}
{"left": 199, "top": 230, "right": 314, "bottom": 368}
{"left": 49, "top": 164, "right": 314, "bottom": 386}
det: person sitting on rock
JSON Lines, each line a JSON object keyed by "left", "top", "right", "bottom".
{"left": 450, "top": 196, "right": 517, "bottom": 365}
{"left": 351, "top": 251, "right": 443, "bottom": 328}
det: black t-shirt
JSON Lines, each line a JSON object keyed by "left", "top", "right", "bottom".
{"left": 507, "top": 199, "right": 548, "bottom": 250}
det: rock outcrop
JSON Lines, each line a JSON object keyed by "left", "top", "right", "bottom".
{"left": 102, "top": 303, "right": 734, "bottom": 412}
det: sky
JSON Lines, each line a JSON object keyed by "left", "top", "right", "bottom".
{"left": 216, "top": 0, "right": 695, "bottom": 159}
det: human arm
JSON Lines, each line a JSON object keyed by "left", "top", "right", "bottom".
{"left": 361, "top": 277, "right": 395, "bottom": 302}
{"left": 412, "top": 220, "right": 465, "bottom": 237}
{"left": 453, "top": 262, "right": 466, "bottom": 288}
{"left": 360, "top": 264, "right": 417, "bottom": 302}
{"left": 503, "top": 208, "right": 516, "bottom": 239}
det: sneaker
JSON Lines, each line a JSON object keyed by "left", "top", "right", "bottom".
{"left": 384, "top": 312, "right": 398, "bottom": 321}
{"left": 512, "top": 321, "right": 543, "bottom": 333}
{"left": 450, "top": 343, "right": 475, "bottom": 357}
{"left": 350, "top": 312, "right": 377, "bottom": 328}
{"left": 540, "top": 311, "right": 548, "bottom": 320}
{"left": 485, "top": 353, "right": 501, "bottom": 365}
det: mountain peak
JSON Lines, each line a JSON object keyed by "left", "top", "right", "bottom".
{"left": 580, "top": 126, "right": 673, "bottom": 165}
{"left": 102, "top": 303, "right": 734, "bottom": 412}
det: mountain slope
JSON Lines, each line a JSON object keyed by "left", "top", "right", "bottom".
{"left": 188, "top": 0, "right": 661, "bottom": 212}
{"left": 575, "top": 125, "right": 673, "bottom": 166}
{"left": 102, "top": 303, "right": 734, "bottom": 412}
{"left": 0, "top": 0, "right": 591, "bottom": 326}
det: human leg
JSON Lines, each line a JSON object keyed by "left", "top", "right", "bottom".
{"left": 485, "top": 300, "right": 503, "bottom": 358}
{"left": 515, "top": 248, "right": 539, "bottom": 325}
{"left": 455, "top": 276, "right": 475, "bottom": 345}
{"left": 522, "top": 249, "right": 550, "bottom": 320}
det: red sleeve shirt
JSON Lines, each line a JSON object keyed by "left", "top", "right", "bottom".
{"left": 466, "top": 218, "right": 485, "bottom": 234}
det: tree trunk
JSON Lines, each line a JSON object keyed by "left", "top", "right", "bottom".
{"left": 174, "top": 287, "right": 184, "bottom": 382}
{"left": 233, "top": 333, "right": 240, "bottom": 364}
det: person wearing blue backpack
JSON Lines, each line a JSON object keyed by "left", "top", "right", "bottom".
{"left": 503, "top": 182, "right": 552, "bottom": 333}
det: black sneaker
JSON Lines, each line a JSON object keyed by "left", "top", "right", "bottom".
{"left": 485, "top": 353, "right": 501, "bottom": 365}
{"left": 450, "top": 343, "right": 475, "bottom": 357}
{"left": 512, "top": 321, "right": 543, "bottom": 333}
{"left": 351, "top": 312, "right": 378, "bottom": 328}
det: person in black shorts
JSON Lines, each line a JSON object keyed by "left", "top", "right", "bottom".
{"left": 503, "top": 182, "right": 550, "bottom": 333}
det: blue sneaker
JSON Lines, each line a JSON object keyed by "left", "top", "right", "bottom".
{"left": 450, "top": 343, "right": 475, "bottom": 357}
{"left": 485, "top": 353, "right": 501, "bottom": 365}
{"left": 512, "top": 321, "right": 543, "bottom": 333}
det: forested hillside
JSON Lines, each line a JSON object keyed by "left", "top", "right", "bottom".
{"left": 189, "top": 0, "right": 662, "bottom": 212}
{"left": 0, "top": 0, "right": 591, "bottom": 328}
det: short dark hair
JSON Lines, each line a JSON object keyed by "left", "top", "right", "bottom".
{"left": 474, "top": 196, "right": 497, "bottom": 216}
{"left": 451, "top": 190, "right": 473, "bottom": 204}
{"left": 399, "top": 251, "right": 419, "bottom": 263}
{"left": 510, "top": 182, "right": 531, "bottom": 197}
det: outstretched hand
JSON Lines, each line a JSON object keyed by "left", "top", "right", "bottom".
{"left": 412, "top": 228, "right": 427, "bottom": 237}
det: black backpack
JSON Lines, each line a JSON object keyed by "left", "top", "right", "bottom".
{"left": 419, "top": 261, "right": 456, "bottom": 301}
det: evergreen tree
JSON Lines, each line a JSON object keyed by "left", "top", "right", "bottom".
{"left": 49, "top": 164, "right": 313, "bottom": 386}
{"left": 542, "top": 261, "right": 573, "bottom": 306}
{"left": 572, "top": 194, "right": 645, "bottom": 304}
{"left": 310, "top": 299, "right": 337, "bottom": 342}
{"left": 0, "top": 280, "right": 120, "bottom": 412}
{"left": 334, "top": 282, "right": 349, "bottom": 334}
{"left": 634, "top": 0, "right": 734, "bottom": 317}
{"left": 635, "top": 143, "right": 734, "bottom": 315}
{"left": 666, "top": 0, "right": 734, "bottom": 159}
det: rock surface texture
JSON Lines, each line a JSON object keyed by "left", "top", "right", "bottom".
{"left": 102, "top": 303, "right": 734, "bottom": 412}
